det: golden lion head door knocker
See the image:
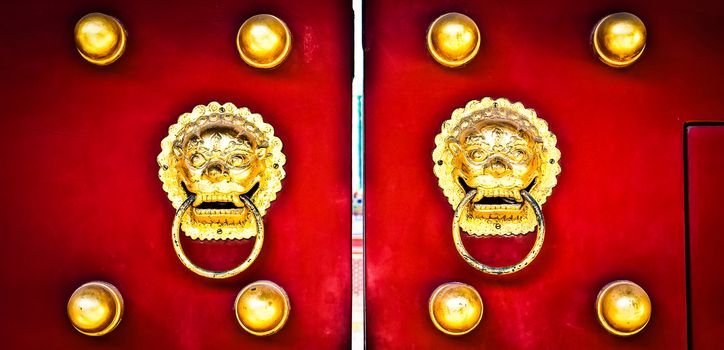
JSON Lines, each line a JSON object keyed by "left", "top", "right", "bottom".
{"left": 433, "top": 97, "right": 560, "bottom": 275}
{"left": 158, "top": 102, "right": 285, "bottom": 279}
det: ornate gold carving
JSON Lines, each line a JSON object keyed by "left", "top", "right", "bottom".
{"left": 158, "top": 102, "right": 285, "bottom": 240}
{"left": 433, "top": 97, "right": 560, "bottom": 236}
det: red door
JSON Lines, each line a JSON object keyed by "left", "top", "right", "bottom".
{"left": 365, "top": 0, "right": 724, "bottom": 348}
{"left": 0, "top": 0, "right": 351, "bottom": 348}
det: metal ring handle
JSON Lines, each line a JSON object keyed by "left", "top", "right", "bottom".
{"left": 452, "top": 189, "right": 545, "bottom": 275}
{"left": 172, "top": 194, "right": 264, "bottom": 279}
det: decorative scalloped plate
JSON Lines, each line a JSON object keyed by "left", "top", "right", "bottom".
{"left": 433, "top": 97, "right": 560, "bottom": 236}
{"left": 157, "top": 102, "right": 285, "bottom": 240}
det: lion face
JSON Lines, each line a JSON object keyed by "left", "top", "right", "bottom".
{"left": 175, "top": 126, "right": 267, "bottom": 226}
{"left": 448, "top": 121, "right": 540, "bottom": 219}
{"left": 158, "top": 102, "right": 285, "bottom": 240}
{"left": 433, "top": 98, "right": 560, "bottom": 236}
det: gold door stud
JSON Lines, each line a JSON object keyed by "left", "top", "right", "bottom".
{"left": 67, "top": 281, "right": 124, "bottom": 336}
{"left": 236, "top": 14, "right": 292, "bottom": 69}
{"left": 429, "top": 282, "right": 483, "bottom": 335}
{"left": 235, "top": 280, "right": 291, "bottom": 336}
{"left": 596, "top": 280, "right": 652, "bottom": 336}
{"left": 427, "top": 12, "right": 481, "bottom": 68}
{"left": 592, "top": 12, "right": 647, "bottom": 68}
{"left": 74, "top": 13, "right": 127, "bottom": 66}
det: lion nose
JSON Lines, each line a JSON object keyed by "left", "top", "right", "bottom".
{"left": 485, "top": 158, "right": 511, "bottom": 177}
{"left": 204, "top": 162, "right": 228, "bottom": 181}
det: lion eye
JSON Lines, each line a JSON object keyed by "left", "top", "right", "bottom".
{"left": 190, "top": 153, "right": 206, "bottom": 168}
{"left": 511, "top": 149, "right": 528, "bottom": 162}
{"left": 229, "top": 155, "right": 246, "bottom": 167}
{"left": 469, "top": 149, "right": 485, "bottom": 162}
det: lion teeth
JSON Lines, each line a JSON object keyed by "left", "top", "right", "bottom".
{"left": 194, "top": 208, "right": 244, "bottom": 214}
{"left": 473, "top": 203, "right": 522, "bottom": 210}
{"left": 193, "top": 193, "right": 244, "bottom": 204}
{"left": 191, "top": 207, "right": 247, "bottom": 224}
{"left": 478, "top": 188, "right": 523, "bottom": 201}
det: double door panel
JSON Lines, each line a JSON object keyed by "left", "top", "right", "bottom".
{"left": 2, "top": 0, "right": 724, "bottom": 348}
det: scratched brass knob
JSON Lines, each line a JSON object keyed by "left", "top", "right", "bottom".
{"left": 427, "top": 12, "right": 481, "bottom": 68}
{"left": 596, "top": 280, "right": 652, "bottom": 336}
{"left": 236, "top": 14, "right": 292, "bottom": 69}
{"left": 74, "top": 13, "right": 127, "bottom": 66}
{"left": 592, "top": 12, "right": 646, "bottom": 68}
{"left": 67, "top": 281, "right": 124, "bottom": 336}
{"left": 429, "top": 282, "right": 483, "bottom": 335}
{"left": 235, "top": 280, "right": 291, "bottom": 336}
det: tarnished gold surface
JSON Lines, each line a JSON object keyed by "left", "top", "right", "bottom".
{"left": 429, "top": 282, "right": 483, "bottom": 335}
{"left": 74, "top": 13, "right": 127, "bottom": 66}
{"left": 592, "top": 12, "right": 646, "bottom": 68}
{"left": 427, "top": 12, "right": 480, "bottom": 68}
{"left": 158, "top": 102, "right": 285, "bottom": 278}
{"left": 235, "top": 280, "right": 291, "bottom": 336}
{"left": 237, "top": 14, "right": 292, "bottom": 69}
{"left": 67, "top": 281, "right": 123, "bottom": 336}
{"left": 596, "top": 280, "right": 652, "bottom": 336}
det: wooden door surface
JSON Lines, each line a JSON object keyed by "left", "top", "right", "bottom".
{"left": 0, "top": 0, "right": 351, "bottom": 348}
{"left": 365, "top": 0, "right": 724, "bottom": 348}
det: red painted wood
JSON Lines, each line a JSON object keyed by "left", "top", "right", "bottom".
{"left": 687, "top": 125, "right": 724, "bottom": 350}
{"left": 365, "top": 0, "right": 724, "bottom": 348}
{"left": 0, "top": 0, "right": 351, "bottom": 348}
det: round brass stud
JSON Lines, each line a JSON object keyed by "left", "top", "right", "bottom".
{"left": 236, "top": 14, "right": 292, "bottom": 69}
{"left": 235, "top": 280, "right": 291, "bottom": 336}
{"left": 429, "top": 282, "right": 483, "bottom": 335}
{"left": 426, "top": 12, "right": 481, "bottom": 68}
{"left": 592, "top": 12, "right": 646, "bottom": 68}
{"left": 596, "top": 280, "right": 652, "bottom": 336}
{"left": 67, "top": 281, "right": 124, "bottom": 336}
{"left": 74, "top": 13, "right": 127, "bottom": 66}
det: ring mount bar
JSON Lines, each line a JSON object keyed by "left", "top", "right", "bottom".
{"left": 172, "top": 194, "right": 264, "bottom": 279}
{"left": 452, "top": 189, "right": 545, "bottom": 275}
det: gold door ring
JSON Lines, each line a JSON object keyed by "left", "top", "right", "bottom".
{"left": 172, "top": 193, "right": 264, "bottom": 279}
{"left": 453, "top": 189, "right": 545, "bottom": 275}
